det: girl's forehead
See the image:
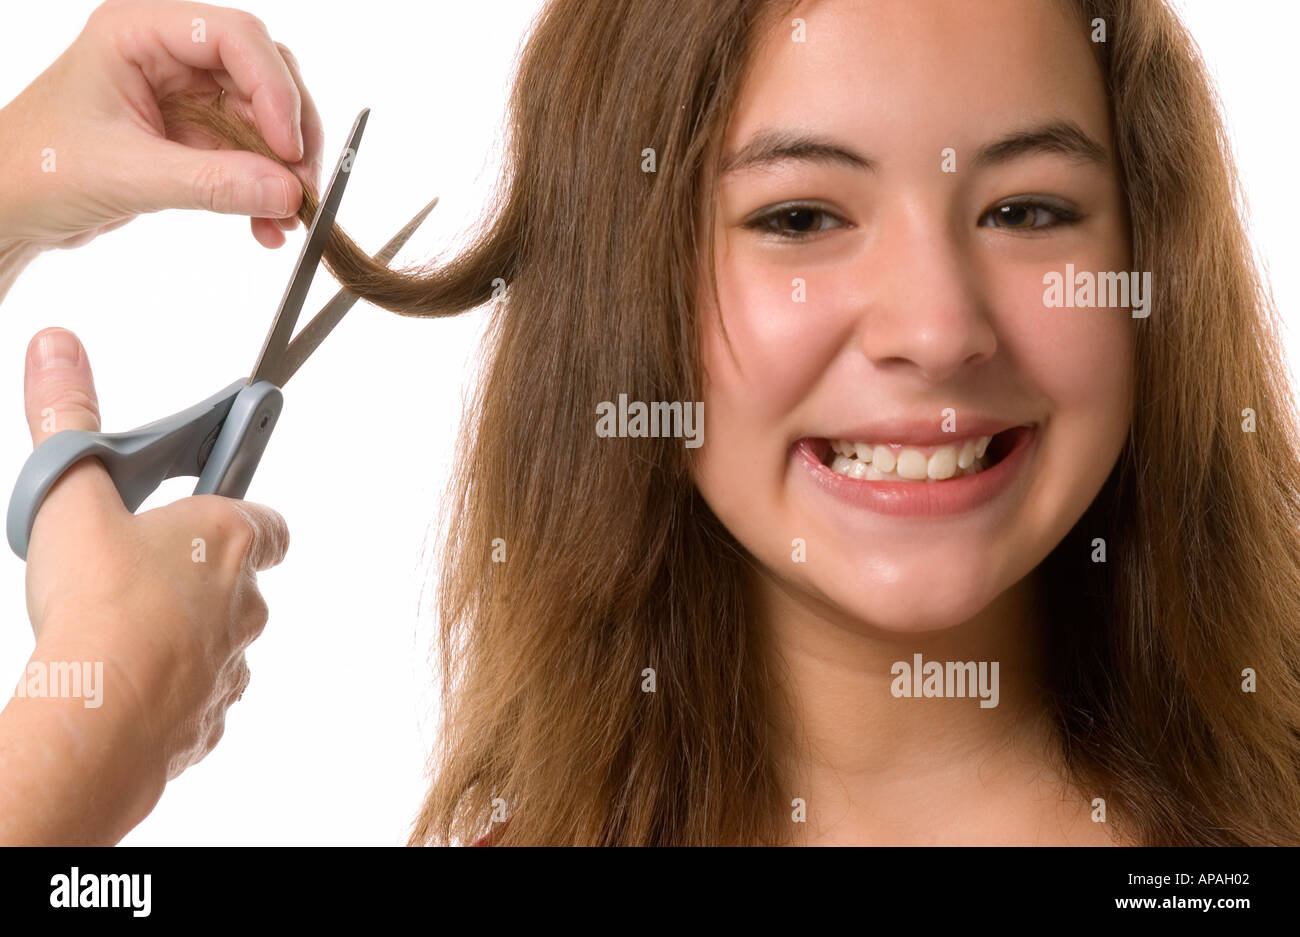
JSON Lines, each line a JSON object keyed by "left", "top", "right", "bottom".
{"left": 728, "top": 0, "right": 1110, "bottom": 156}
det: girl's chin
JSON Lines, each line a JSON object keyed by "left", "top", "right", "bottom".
{"left": 802, "top": 577, "right": 1004, "bottom": 635}
{"left": 829, "top": 607, "right": 988, "bottom": 635}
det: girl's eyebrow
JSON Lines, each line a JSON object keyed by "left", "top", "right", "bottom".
{"left": 720, "top": 120, "right": 1107, "bottom": 176}
{"left": 972, "top": 120, "right": 1109, "bottom": 169}
{"left": 721, "top": 128, "right": 876, "bottom": 175}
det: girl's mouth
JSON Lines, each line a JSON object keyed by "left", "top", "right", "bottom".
{"left": 812, "top": 429, "right": 1020, "bottom": 482}
{"left": 796, "top": 425, "right": 1038, "bottom": 518}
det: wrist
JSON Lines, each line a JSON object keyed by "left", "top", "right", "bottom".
{"left": 32, "top": 626, "right": 169, "bottom": 784}
{"left": 0, "top": 100, "right": 44, "bottom": 295}
{"left": 0, "top": 237, "right": 39, "bottom": 302}
{"left": 1, "top": 635, "right": 168, "bottom": 843}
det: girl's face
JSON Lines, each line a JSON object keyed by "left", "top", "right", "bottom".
{"left": 695, "top": 0, "right": 1134, "bottom": 632}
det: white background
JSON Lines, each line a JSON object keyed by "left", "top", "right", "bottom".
{"left": 0, "top": 0, "right": 1295, "bottom": 845}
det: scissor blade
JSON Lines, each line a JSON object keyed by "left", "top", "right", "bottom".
{"left": 268, "top": 195, "right": 440, "bottom": 387}
{"left": 248, "top": 107, "right": 371, "bottom": 386}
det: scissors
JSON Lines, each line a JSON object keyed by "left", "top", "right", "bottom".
{"left": 6, "top": 108, "right": 438, "bottom": 559}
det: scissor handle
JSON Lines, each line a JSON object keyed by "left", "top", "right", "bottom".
{"left": 6, "top": 379, "right": 284, "bottom": 560}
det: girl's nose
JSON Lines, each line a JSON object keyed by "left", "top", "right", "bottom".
{"left": 854, "top": 207, "right": 998, "bottom": 383}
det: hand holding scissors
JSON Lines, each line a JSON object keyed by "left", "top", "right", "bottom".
{"left": 7, "top": 109, "right": 438, "bottom": 559}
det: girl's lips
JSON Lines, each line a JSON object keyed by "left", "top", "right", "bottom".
{"left": 794, "top": 425, "right": 1038, "bottom": 517}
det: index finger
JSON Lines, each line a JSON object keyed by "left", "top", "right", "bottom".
{"left": 275, "top": 42, "right": 324, "bottom": 188}
{"left": 142, "top": 2, "right": 304, "bottom": 163}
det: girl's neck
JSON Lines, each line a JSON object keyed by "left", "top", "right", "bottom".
{"left": 757, "top": 570, "right": 1095, "bottom": 844}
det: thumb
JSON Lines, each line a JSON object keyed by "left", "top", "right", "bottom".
{"left": 140, "top": 139, "right": 304, "bottom": 219}
{"left": 23, "top": 328, "right": 124, "bottom": 530}
{"left": 25, "top": 328, "right": 99, "bottom": 443}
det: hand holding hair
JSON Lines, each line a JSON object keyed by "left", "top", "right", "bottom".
{"left": 0, "top": 0, "right": 323, "bottom": 262}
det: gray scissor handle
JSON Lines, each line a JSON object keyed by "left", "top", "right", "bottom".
{"left": 7, "top": 379, "right": 283, "bottom": 559}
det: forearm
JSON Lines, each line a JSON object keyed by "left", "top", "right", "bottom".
{"left": 0, "top": 642, "right": 165, "bottom": 845}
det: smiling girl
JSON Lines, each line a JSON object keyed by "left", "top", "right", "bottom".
{"left": 159, "top": 0, "right": 1300, "bottom": 845}
{"left": 694, "top": 0, "right": 1139, "bottom": 845}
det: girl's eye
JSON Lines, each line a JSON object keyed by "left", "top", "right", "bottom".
{"left": 744, "top": 204, "right": 846, "bottom": 241}
{"left": 980, "top": 198, "right": 1082, "bottom": 231}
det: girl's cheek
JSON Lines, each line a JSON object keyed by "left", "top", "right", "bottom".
{"left": 994, "top": 264, "right": 1135, "bottom": 417}
{"left": 701, "top": 262, "right": 844, "bottom": 426}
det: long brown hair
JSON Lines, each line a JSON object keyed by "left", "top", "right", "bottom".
{"left": 163, "top": 0, "right": 1300, "bottom": 845}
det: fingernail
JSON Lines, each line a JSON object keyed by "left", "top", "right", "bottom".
{"left": 34, "top": 330, "right": 79, "bottom": 370}
{"left": 258, "top": 177, "right": 291, "bottom": 216}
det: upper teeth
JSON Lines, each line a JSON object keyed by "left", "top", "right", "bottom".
{"left": 828, "top": 436, "right": 993, "bottom": 482}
